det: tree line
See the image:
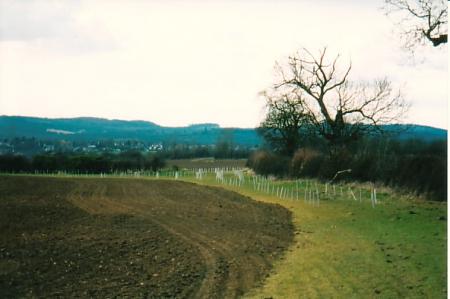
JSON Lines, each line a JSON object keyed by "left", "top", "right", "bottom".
{"left": 0, "top": 140, "right": 252, "bottom": 174}
{"left": 0, "top": 151, "right": 165, "bottom": 174}
{"left": 248, "top": 137, "right": 446, "bottom": 201}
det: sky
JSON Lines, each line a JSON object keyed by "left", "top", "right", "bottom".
{"left": 0, "top": 0, "right": 447, "bottom": 129}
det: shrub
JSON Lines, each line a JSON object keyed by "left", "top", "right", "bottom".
{"left": 392, "top": 155, "right": 447, "bottom": 200}
{"left": 350, "top": 153, "right": 379, "bottom": 181}
{"left": 247, "top": 150, "right": 288, "bottom": 177}
{"left": 0, "top": 154, "right": 30, "bottom": 172}
{"left": 291, "top": 148, "right": 323, "bottom": 177}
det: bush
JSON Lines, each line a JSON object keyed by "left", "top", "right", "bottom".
{"left": 392, "top": 155, "right": 447, "bottom": 200}
{"left": 145, "top": 155, "right": 165, "bottom": 171}
{"left": 317, "top": 148, "right": 352, "bottom": 180}
{"left": 350, "top": 153, "right": 379, "bottom": 181}
{"left": 247, "top": 150, "right": 288, "bottom": 177}
{"left": 291, "top": 148, "right": 323, "bottom": 177}
{"left": 0, "top": 154, "right": 30, "bottom": 172}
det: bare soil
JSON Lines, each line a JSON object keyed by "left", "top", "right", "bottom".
{"left": 0, "top": 176, "right": 293, "bottom": 298}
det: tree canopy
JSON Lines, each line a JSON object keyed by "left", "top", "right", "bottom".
{"left": 259, "top": 90, "right": 310, "bottom": 156}
{"left": 261, "top": 47, "right": 408, "bottom": 156}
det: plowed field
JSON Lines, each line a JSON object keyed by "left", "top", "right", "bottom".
{"left": 0, "top": 176, "right": 293, "bottom": 298}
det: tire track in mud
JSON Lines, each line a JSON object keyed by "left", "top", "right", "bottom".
{"left": 67, "top": 178, "right": 294, "bottom": 298}
{"left": 70, "top": 190, "right": 223, "bottom": 298}
{"left": 108, "top": 183, "right": 253, "bottom": 297}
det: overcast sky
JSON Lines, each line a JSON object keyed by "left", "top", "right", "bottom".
{"left": 0, "top": 0, "right": 447, "bottom": 129}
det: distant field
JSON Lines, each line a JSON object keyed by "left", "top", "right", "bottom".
{"left": 166, "top": 158, "right": 247, "bottom": 169}
{"left": 0, "top": 176, "right": 293, "bottom": 298}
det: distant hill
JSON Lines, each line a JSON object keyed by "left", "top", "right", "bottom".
{"left": 383, "top": 124, "right": 447, "bottom": 142}
{"left": 0, "top": 116, "right": 261, "bottom": 146}
{"left": 0, "top": 116, "right": 446, "bottom": 145}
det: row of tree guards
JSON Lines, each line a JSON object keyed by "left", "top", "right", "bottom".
{"left": 18, "top": 167, "right": 379, "bottom": 207}
{"left": 208, "top": 169, "right": 379, "bottom": 208}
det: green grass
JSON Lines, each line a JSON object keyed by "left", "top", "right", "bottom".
{"left": 179, "top": 173, "right": 447, "bottom": 298}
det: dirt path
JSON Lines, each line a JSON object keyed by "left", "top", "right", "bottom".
{"left": 0, "top": 176, "right": 294, "bottom": 298}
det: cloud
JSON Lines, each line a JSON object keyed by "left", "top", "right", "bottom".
{"left": 0, "top": 0, "right": 116, "bottom": 54}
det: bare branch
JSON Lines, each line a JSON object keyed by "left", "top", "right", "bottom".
{"left": 267, "top": 48, "right": 409, "bottom": 153}
{"left": 383, "top": 0, "right": 448, "bottom": 49}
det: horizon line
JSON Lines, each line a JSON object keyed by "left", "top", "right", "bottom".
{"left": 0, "top": 114, "right": 447, "bottom": 131}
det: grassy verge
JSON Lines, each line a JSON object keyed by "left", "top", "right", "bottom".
{"left": 180, "top": 174, "right": 447, "bottom": 298}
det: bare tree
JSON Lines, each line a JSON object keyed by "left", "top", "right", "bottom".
{"left": 383, "top": 0, "right": 448, "bottom": 49}
{"left": 259, "top": 90, "right": 310, "bottom": 156}
{"left": 272, "top": 47, "right": 408, "bottom": 156}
